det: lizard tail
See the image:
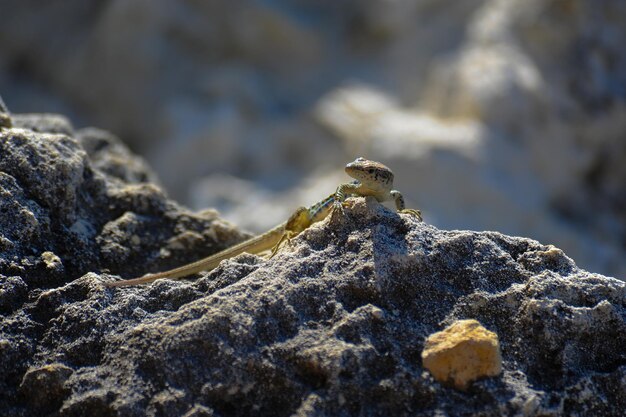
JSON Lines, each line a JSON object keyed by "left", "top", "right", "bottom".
{"left": 104, "top": 223, "right": 287, "bottom": 288}
{"left": 104, "top": 273, "right": 168, "bottom": 287}
{"left": 103, "top": 252, "right": 228, "bottom": 287}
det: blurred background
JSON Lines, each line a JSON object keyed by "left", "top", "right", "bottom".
{"left": 0, "top": 0, "right": 624, "bottom": 278}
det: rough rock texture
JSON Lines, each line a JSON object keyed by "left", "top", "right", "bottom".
{"left": 1, "top": 117, "right": 625, "bottom": 416}
{"left": 0, "top": 113, "right": 248, "bottom": 414}
{"left": 422, "top": 319, "right": 502, "bottom": 390}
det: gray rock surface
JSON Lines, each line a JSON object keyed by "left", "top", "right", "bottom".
{"left": 0, "top": 114, "right": 247, "bottom": 414}
{"left": 1, "top": 116, "right": 625, "bottom": 416}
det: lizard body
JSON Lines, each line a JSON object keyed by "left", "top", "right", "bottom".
{"left": 105, "top": 157, "right": 421, "bottom": 287}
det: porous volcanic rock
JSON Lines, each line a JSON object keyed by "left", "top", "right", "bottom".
{"left": 1, "top": 115, "right": 625, "bottom": 416}
{"left": 0, "top": 113, "right": 247, "bottom": 415}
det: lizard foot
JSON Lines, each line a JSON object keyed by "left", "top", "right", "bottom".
{"left": 331, "top": 199, "right": 353, "bottom": 218}
{"left": 330, "top": 200, "right": 354, "bottom": 228}
{"left": 399, "top": 208, "right": 423, "bottom": 222}
{"left": 330, "top": 201, "right": 345, "bottom": 222}
{"left": 268, "top": 232, "right": 293, "bottom": 259}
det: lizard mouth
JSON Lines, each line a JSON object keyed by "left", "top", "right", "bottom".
{"left": 345, "top": 157, "right": 366, "bottom": 172}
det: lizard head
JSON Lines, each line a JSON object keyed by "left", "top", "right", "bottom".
{"left": 345, "top": 157, "right": 394, "bottom": 189}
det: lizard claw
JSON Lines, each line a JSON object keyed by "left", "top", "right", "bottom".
{"left": 331, "top": 200, "right": 346, "bottom": 216}
{"left": 399, "top": 208, "right": 423, "bottom": 222}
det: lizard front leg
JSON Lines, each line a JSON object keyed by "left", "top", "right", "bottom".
{"left": 390, "top": 189, "right": 423, "bottom": 221}
{"left": 268, "top": 206, "right": 311, "bottom": 258}
{"left": 333, "top": 181, "right": 361, "bottom": 213}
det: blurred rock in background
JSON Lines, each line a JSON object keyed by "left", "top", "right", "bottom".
{"left": 1, "top": 0, "right": 624, "bottom": 277}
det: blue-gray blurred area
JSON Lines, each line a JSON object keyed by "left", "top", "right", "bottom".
{"left": 0, "top": 0, "right": 625, "bottom": 277}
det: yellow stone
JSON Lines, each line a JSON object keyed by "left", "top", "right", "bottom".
{"left": 421, "top": 319, "right": 502, "bottom": 390}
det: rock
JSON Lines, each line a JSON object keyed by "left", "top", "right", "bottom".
{"left": 12, "top": 113, "right": 73, "bottom": 135}
{"left": 2, "top": 122, "right": 626, "bottom": 416}
{"left": 2, "top": 0, "right": 626, "bottom": 407}
{"left": 76, "top": 127, "right": 157, "bottom": 185}
{"left": 421, "top": 319, "right": 502, "bottom": 390}
{"left": 43, "top": 199, "right": 626, "bottom": 415}
{"left": 18, "top": 363, "right": 73, "bottom": 412}
{"left": 0, "top": 112, "right": 251, "bottom": 415}
{"left": 0, "top": 276, "right": 28, "bottom": 314}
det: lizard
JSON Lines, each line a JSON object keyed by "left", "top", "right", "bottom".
{"left": 105, "top": 157, "right": 421, "bottom": 287}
